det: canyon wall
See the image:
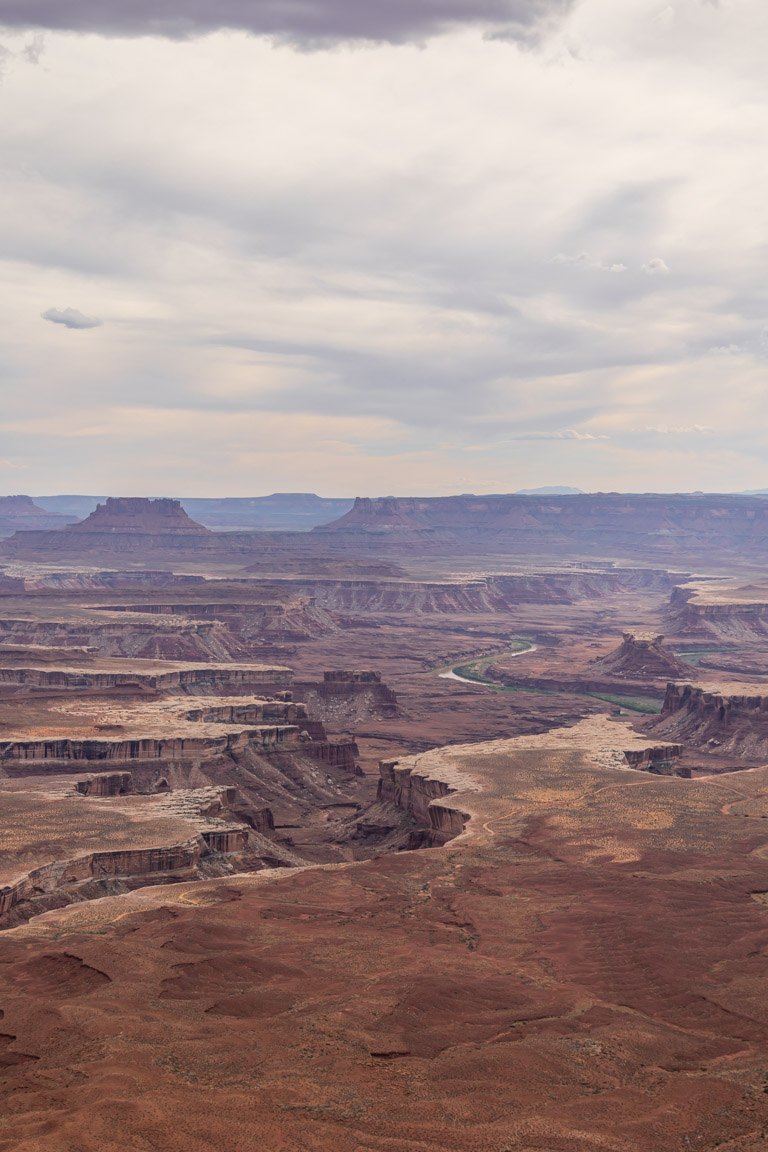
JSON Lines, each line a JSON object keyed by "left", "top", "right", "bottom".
{"left": 650, "top": 682, "right": 768, "bottom": 760}
{"left": 0, "top": 665, "right": 293, "bottom": 694}
{"left": 669, "top": 586, "right": 768, "bottom": 640}
{"left": 0, "top": 725, "right": 301, "bottom": 766}
{"left": 377, "top": 758, "right": 470, "bottom": 847}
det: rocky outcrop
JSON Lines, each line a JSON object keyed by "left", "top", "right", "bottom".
{"left": 622, "top": 745, "right": 686, "bottom": 776}
{"left": 183, "top": 700, "right": 307, "bottom": 725}
{"left": 302, "top": 738, "right": 359, "bottom": 771}
{"left": 649, "top": 682, "right": 768, "bottom": 760}
{"left": 592, "top": 632, "right": 692, "bottom": 680}
{"left": 294, "top": 671, "right": 398, "bottom": 721}
{"left": 75, "top": 772, "right": 133, "bottom": 796}
{"left": 377, "top": 758, "right": 470, "bottom": 847}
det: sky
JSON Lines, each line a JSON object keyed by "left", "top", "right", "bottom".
{"left": 0, "top": 0, "right": 767, "bottom": 497}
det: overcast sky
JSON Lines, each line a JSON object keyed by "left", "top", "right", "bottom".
{"left": 0, "top": 0, "right": 766, "bottom": 496}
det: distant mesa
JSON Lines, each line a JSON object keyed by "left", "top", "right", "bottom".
{"left": 0, "top": 494, "right": 71, "bottom": 538}
{"left": 593, "top": 632, "right": 692, "bottom": 680}
{"left": 313, "top": 492, "right": 768, "bottom": 562}
{"left": 314, "top": 496, "right": 431, "bottom": 535}
{"left": 0, "top": 497, "right": 215, "bottom": 558}
{"left": 66, "top": 497, "right": 211, "bottom": 536}
{"left": 32, "top": 493, "right": 354, "bottom": 532}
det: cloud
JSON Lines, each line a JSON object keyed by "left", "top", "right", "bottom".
{"left": 41, "top": 306, "right": 102, "bottom": 330}
{"left": 0, "top": 0, "right": 574, "bottom": 46}
{"left": 514, "top": 429, "right": 610, "bottom": 441}
{"left": 642, "top": 257, "right": 671, "bottom": 275}
{"left": 551, "top": 252, "right": 627, "bottom": 272}
{"left": 636, "top": 424, "right": 714, "bottom": 435}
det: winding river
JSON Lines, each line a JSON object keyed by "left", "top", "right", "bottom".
{"left": 438, "top": 643, "right": 536, "bottom": 686}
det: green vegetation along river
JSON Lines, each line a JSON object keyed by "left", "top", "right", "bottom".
{"left": 437, "top": 642, "right": 662, "bottom": 714}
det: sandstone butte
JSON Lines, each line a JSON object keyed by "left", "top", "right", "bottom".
{"left": 591, "top": 631, "right": 693, "bottom": 680}
{"left": 65, "top": 497, "right": 212, "bottom": 535}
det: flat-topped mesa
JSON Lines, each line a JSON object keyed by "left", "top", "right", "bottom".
{"left": 593, "top": 632, "right": 692, "bottom": 680}
{"left": 66, "top": 497, "right": 211, "bottom": 535}
{"left": 668, "top": 582, "right": 768, "bottom": 640}
{"left": 649, "top": 681, "right": 768, "bottom": 760}
{"left": 293, "top": 669, "right": 398, "bottom": 720}
{"left": 0, "top": 494, "right": 70, "bottom": 537}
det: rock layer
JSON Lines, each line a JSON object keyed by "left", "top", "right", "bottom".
{"left": 650, "top": 681, "right": 768, "bottom": 760}
{"left": 592, "top": 632, "right": 692, "bottom": 679}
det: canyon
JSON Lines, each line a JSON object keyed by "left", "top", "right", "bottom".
{"left": 4, "top": 493, "right": 768, "bottom": 1149}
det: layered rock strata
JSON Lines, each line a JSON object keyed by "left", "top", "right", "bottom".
{"left": 593, "top": 632, "right": 692, "bottom": 680}
{"left": 75, "top": 772, "right": 133, "bottom": 796}
{"left": 650, "top": 681, "right": 768, "bottom": 760}
{"left": 0, "top": 725, "right": 301, "bottom": 767}
{"left": 0, "top": 663, "right": 292, "bottom": 694}
{"left": 294, "top": 670, "right": 398, "bottom": 721}
{"left": 668, "top": 583, "right": 768, "bottom": 640}
{"left": 0, "top": 782, "right": 300, "bottom": 928}
{"left": 260, "top": 568, "right": 675, "bottom": 614}
{"left": 66, "top": 497, "right": 210, "bottom": 535}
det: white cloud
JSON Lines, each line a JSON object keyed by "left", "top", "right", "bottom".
{"left": 642, "top": 257, "right": 671, "bottom": 275}
{"left": 41, "top": 306, "right": 102, "bottom": 330}
{"left": 550, "top": 252, "right": 627, "bottom": 272}
{"left": 515, "top": 429, "right": 610, "bottom": 441}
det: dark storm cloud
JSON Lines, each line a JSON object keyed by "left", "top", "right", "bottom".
{"left": 0, "top": 0, "right": 574, "bottom": 45}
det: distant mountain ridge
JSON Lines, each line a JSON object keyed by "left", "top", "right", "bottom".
{"left": 33, "top": 493, "right": 353, "bottom": 531}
